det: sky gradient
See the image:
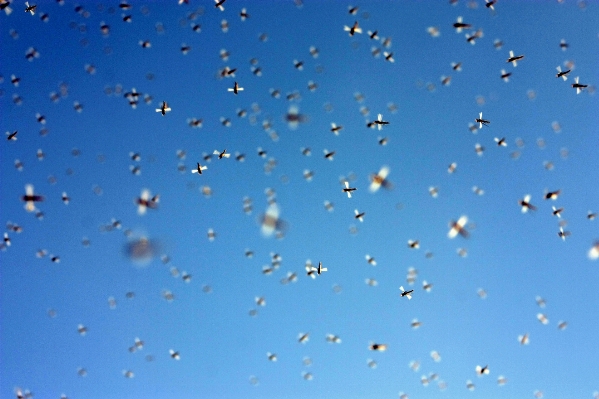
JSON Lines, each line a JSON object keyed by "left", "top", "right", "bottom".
{"left": 1, "top": 1, "right": 599, "bottom": 399}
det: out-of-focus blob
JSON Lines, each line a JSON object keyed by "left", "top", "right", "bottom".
{"left": 124, "top": 235, "right": 161, "bottom": 265}
{"left": 259, "top": 204, "right": 287, "bottom": 238}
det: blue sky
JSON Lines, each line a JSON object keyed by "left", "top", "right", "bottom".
{"left": 1, "top": 1, "right": 599, "bottom": 398}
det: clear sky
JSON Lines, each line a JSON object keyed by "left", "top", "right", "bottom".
{"left": 1, "top": 1, "right": 599, "bottom": 398}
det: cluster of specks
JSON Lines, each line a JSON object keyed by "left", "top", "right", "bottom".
{"left": 2, "top": 0, "right": 598, "bottom": 398}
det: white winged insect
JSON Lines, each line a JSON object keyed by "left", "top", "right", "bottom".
{"left": 494, "top": 137, "right": 507, "bottom": 147}
{"left": 326, "top": 334, "right": 341, "bottom": 344}
{"left": 22, "top": 184, "right": 44, "bottom": 212}
{"left": 213, "top": 149, "right": 231, "bottom": 159}
{"left": 453, "top": 16, "right": 472, "bottom": 33}
{"left": 475, "top": 112, "right": 490, "bottom": 128}
{"left": 518, "top": 333, "right": 530, "bottom": 345}
{"left": 135, "top": 189, "right": 159, "bottom": 215}
{"left": 214, "top": 0, "right": 225, "bottom": 11}
{"left": 298, "top": 332, "right": 310, "bottom": 343}
{"left": 369, "top": 342, "right": 388, "bottom": 351}
{"left": 6, "top": 130, "right": 17, "bottom": 141}
{"left": 317, "top": 261, "right": 327, "bottom": 274}
{"left": 519, "top": 194, "right": 537, "bottom": 213}
{"left": 285, "top": 105, "right": 308, "bottom": 130}
{"left": 169, "top": 349, "right": 180, "bottom": 360}
{"left": 500, "top": 69, "right": 511, "bottom": 82}
{"left": 556, "top": 66, "right": 570, "bottom": 81}
{"left": 558, "top": 227, "right": 570, "bottom": 241}
{"left": 373, "top": 113, "right": 389, "bottom": 131}
{"left": 476, "top": 365, "right": 490, "bottom": 376}
{"left": 448, "top": 215, "right": 469, "bottom": 238}
{"left": 369, "top": 166, "right": 392, "bottom": 193}
{"left": 571, "top": 76, "right": 588, "bottom": 94}
{"left": 239, "top": 7, "right": 249, "bottom": 20}
{"left": 24, "top": 1, "right": 36, "bottom": 15}
{"left": 1, "top": 0, "right": 13, "bottom": 15}
{"left": 155, "top": 101, "right": 171, "bottom": 116}
{"left": 422, "top": 280, "right": 433, "bottom": 292}
{"left": 506, "top": 50, "right": 524, "bottom": 67}
{"left": 354, "top": 209, "right": 365, "bottom": 222}
{"left": 343, "top": 181, "right": 357, "bottom": 198}
{"left": 343, "top": 21, "right": 362, "bottom": 36}
{"left": 228, "top": 81, "right": 244, "bottom": 94}
{"left": 191, "top": 162, "right": 208, "bottom": 175}
{"left": 330, "top": 122, "right": 343, "bottom": 135}
{"left": 399, "top": 285, "right": 413, "bottom": 300}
